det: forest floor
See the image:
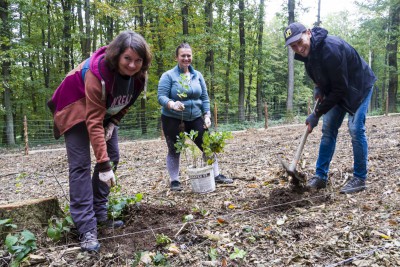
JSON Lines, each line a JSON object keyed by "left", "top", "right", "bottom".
{"left": 0, "top": 115, "right": 400, "bottom": 267}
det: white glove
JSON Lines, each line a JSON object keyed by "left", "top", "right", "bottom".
{"left": 168, "top": 101, "right": 185, "bottom": 111}
{"left": 99, "top": 169, "right": 116, "bottom": 187}
{"left": 104, "top": 123, "right": 115, "bottom": 141}
{"left": 204, "top": 116, "right": 211, "bottom": 129}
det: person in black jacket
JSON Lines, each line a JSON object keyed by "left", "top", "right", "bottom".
{"left": 284, "top": 22, "right": 376, "bottom": 194}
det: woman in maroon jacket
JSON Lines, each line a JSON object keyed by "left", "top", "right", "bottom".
{"left": 48, "top": 30, "right": 151, "bottom": 252}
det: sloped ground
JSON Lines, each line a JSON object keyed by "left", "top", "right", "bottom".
{"left": 0, "top": 115, "right": 399, "bottom": 266}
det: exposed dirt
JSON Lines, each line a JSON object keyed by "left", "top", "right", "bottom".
{"left": 1, "top": 115, "right": 399, "bottom": 266}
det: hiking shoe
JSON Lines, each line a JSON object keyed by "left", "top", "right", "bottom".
{"left": 340, "top": 177, "right": 366, "bottom": 194}
{"left": 306, "top": 175, "right": 327, "bottom": 190}
{"left": 214, "top": 174, "right": 233, "bottom": 184}
{"left": 80, "top": 229, "right": 100, "bottom": 252}
{"left": 170, "top": 181, "right": 182, "bottom": 191}
{"left": 98, "top": 219, "right": 124, "bottom": 229}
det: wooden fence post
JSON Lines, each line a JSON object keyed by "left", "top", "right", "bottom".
{"left": 385, "top": 93, "right": 389, "bottom": 116}
{"left": 24, "top": 116, "right": 29, "bottom": 155}
{"left": 264, "top": 102, "right": 268, "bottom": 129}
{"left": 214, "top": 102, "right": 218, "bottom": 130}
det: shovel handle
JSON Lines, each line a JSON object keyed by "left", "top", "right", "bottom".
{"left": 289, "top": 127, "right": 309, "bottom": 171}
{"left": 288, "top": 99, "right": 320, "bottom": 172}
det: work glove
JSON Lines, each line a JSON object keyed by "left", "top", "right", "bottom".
{"left": 313, "top": 87, "right": 324, "bottom": 101}
{"left": 99, "top": 169, "right": 116, "bottom": 187}
{"left": 104, "top": 122, "right": 115, "bottom": 141}
{"left": 306, "top": 112, "right": 319, "bottom": 133}
{"left": 168, "top": 101, "right": 185, "bottom": 111}
{"left": 204, "top": 112, "right": 211, "bottom": 129}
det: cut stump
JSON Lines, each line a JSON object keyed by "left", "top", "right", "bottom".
{"left": 0, "top": 197, "right": 64, "bottom": 235}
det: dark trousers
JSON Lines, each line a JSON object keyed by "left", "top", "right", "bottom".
{"left": 64, "top": 122, "right": 119, "bottom": 234}
{"left": 161, "top": 115, "right": 206, "bottom": 154}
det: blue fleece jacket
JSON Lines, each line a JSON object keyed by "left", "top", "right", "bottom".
{"left": 158, "top": 65, "right": 210, "bottom": 121}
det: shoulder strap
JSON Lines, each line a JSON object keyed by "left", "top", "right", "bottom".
{"left": 82, "top": 56, "right": 106, "bottom": 101}
{"left": 81, "top": 58, "right": 90, "bottom": 81}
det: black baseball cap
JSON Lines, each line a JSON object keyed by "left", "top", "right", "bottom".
{"left": 284, "top": 22, "right": 307, "bottom": 47}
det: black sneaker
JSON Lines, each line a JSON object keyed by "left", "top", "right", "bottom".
{"left": 98, "top": 219, "right": 124, "bottom": 229}
{"left": 340, "top": 177, "right": 366, "bottom": 194}
{"left": 306, "top": 175, "right": 327, "bottom": 190}
{"left": 170, "top": 181, "right": 182, "bottom": 191}
{"left": 80, "top": 229, "right": 100, "bottom": 252}
{"left": 214, "top": 174, "right": 233, "bottom": 184}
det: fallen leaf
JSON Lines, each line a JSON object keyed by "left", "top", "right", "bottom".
{"left": 167, "top": 243, "right": 180, "bottom": 255}
{"left": 217, "top": 217, "right": 228, "bottom": 224}
{"left": 372, "top": 230, "right": 391, "bottom": 240}
{"left": 221, "top": 257, "right": 228, "bottom": 267}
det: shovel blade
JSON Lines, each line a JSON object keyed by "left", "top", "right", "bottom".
{"left": 280, "top": 158, "right": 306, "bottom": 185}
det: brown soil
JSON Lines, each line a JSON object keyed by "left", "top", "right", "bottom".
{"left": 0, "top": 115, "right": 399, "bottom": 266}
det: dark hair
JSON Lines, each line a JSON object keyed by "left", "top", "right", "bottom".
{"left": 175, "top": 42, "right": 191, "bottom": 57}
{"left": 105, "top": 30, "right": 152, "bottom": 78}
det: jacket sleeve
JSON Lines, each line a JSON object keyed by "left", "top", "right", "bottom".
{"left": 198, "top": 72, "right": 210, "bottom": 114}
{"left": 158, "top": 72, "right": 173, "bottom": 107}
{"left": 314, "top": 44, "right": 348, "bottom": 117}
{"left": 84, "top": 70, "right": 111, "bottom": 171}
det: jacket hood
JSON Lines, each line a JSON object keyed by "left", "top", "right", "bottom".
{"left": 311, "top": 27, "right": 328, "bottom": 50}
{"left": 90, "top": 46, "right": 114, "bottom": 88}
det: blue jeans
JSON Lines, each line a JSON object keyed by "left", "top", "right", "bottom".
{"left": 315, "top": 88, "right": 373, "bottom": 181}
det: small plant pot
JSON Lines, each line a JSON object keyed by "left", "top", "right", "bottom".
{"left": 187, "top": 165, "right": 215, "bottom": 194}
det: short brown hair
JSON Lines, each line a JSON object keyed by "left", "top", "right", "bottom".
{"left": 105, "top": 30, "right": 152, "bottom": 78}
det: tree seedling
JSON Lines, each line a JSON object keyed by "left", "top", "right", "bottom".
{"left": 175, "top": 130, "right": 233, "bottom": 168}
{"left": 155, "top": 233, "right": 172, "bottom": 246}
{"left": 208, "top": 247, "right": 218, "bottom": 261}
{"left": 47, "top": 215, "right": 73, "bottom": 242}
{"left": 0, "top": 218, "right": 17, "bottom": 232}
{"left": 107, "top": 171, "right": 143, "bottom": 220}
{"left": 5, "top": 229, "right": 37, "bottom": 267}
{"left": 182, "top": 214, "right": 194, "bottom": 222}
{"left": 229, "top": 247, "right": 247, "bottom": 260}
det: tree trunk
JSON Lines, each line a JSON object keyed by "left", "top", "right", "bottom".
{"left": 181, "top": 0, "right": 189, "bottom": 35}
{"left": 204, "top": 0, "right": 215, "bottom": 101}
{"left": 0, "top": 0, "right": 15, "bottom": 145}
{"left": 77, "top": 0, "right": 91, "bottom": 59}
{"left": 224, "top": 0, "right": 233, "bottom": 122}
{"left": 256, "top": 0, "right": 265, "bottom": 121}
{"left": 137, "top": 0, "right": 147, "bottom": 135}
{"left": 0, "top": 197, "right": 64, "bottom": 236}
{"left": 238, "top": 0, "right": 245, "bottom": 122}
{"left": 61, "top": 0, "right": 72, "bottom": 72}
{"left": 387, "top": 2, "right": 399, "bottom": 113}
{"left": 315, "top": 0, "right": 321, "bottom": 27}
{"left": 286, "top": 0, "right": 295, "bottom": 113}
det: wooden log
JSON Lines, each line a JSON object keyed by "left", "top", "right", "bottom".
{"left": 0, "top": 197, "right": 64, "bottom": 234}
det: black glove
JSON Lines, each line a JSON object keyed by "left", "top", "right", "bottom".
{"left": 313, "top": 87, "right": 324, "bottom": 101}
{"left": 306, "top": 113, "right": 319, "bottom": 133}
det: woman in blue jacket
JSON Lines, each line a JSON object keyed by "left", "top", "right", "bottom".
{"left": 158, "top": 43, "right": 233, "bottom": 191}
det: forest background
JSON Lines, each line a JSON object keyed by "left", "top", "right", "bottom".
{"left": 0, "top": 0, "right": 399, "bottom": 147}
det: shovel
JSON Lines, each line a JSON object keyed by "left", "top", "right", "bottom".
{"left": 281, "top": 99, "right": 320, "bottom": 186}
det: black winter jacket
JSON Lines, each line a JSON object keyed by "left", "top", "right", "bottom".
{"left": 295, "top": 27, "right": 376, "bottom": 116}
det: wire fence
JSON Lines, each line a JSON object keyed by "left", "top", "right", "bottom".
{"left": 0, "top": 101, "right": 388, "bottom": 151}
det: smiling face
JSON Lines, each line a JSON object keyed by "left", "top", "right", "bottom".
{"left": 289, "top": 30, "right": 312, "bottom": 57}
{"left": 176, "top": 48, "right": 192, "bottom": 72}
{"left": 117, "top": 48, "right": 143, "bottom": 77}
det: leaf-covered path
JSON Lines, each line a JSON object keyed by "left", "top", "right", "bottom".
{"left": 1, "top": 115, "right": 399, "bottom": 266}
